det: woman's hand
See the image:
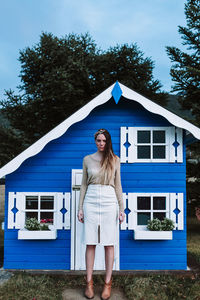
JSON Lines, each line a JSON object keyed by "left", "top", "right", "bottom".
{"left": 77, "top": 209, "right": 84, "bottom": 223}
{"left": 119, "top": 211, "right": 125, "bottom": 224}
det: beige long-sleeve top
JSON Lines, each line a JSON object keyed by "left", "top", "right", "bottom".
{"left": 78, "top": 154, "right": 124, "bottom": 212}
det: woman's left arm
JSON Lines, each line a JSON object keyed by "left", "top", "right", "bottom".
{"left": 114, "top": 157, "right": 125, "bottom": 224}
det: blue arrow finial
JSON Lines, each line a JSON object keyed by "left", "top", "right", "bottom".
{"left": 112, "top": 81, "right": 122, "bottom": 104}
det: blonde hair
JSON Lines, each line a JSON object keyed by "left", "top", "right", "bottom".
{"left": 94, "top": 129, "right": 117, "bottom": 184}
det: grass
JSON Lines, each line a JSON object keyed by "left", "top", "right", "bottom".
{"left": 0, "top": 217, "right": 199, "bottom": 300}
{"left": 187, "top": 216, "right": 200, "bottom": 265}
{"left": 0, "top": 272, "right": 200, "bottom": 300}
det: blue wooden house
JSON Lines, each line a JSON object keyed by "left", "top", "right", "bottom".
{"left": 1, "top": 81, "right": 200, "bottom": 271}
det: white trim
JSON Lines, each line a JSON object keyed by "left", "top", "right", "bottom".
{"left": 135, "top": 127, "right": 170, "bottom": 162}
{"left": 169, "top": 193, "right": 184, "bottom": 230}
{"left": 18, "top": 228, "right": 57, "bottom": 240}
{"left": 0, "top": 83, "right": 115, "bottom": 178}
{"left": 177, "top": 193, "right": 184, "bottom": 230}
{"left": 121, "top": 126, "right": 183, "bottom": 163}
{"left": 1, "top": 81, "right": 200, "bottom": 178}
{"left": 120, "top": 193, "right": 127, "bottom": 230}
{"left": 119, "top": 82, "right": 200, "bottom": 140}
{"left": 134, "top": 229, "right": 172, "bottom": 240}
{"left": 120, "top": 192, "right": 183, "bottom": 231}
{"left": 8, "top": 191, "right": 70, "bottom": 231}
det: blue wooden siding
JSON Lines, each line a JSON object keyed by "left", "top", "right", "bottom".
{"left": 4, "top": 97, "right": 187, "bottom": 270}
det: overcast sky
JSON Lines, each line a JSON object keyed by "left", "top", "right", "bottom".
{"left": 0, "top": 0, "right": 187, "bottom": 101}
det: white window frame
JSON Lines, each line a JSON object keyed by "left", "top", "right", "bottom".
{"left": 121, "top": 192, "right": 184, "bottom": 232}
{"left": 22, "top": 192, "right": 57, "bottom": 230}
{"left": 120, "top": 126, "right": 183, "bottom": 163}
{"left": 134, "top": 127, "right": 170, "bottom": 162}
{"left": 8, "top": 191, "right": 71, "bottom": 232}
{"left": 135, "top": 193, "right": 170, "bottom": 230}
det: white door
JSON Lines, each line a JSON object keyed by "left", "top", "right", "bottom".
{"left": 71, "top": 169, "right": 119, "bottom": 270}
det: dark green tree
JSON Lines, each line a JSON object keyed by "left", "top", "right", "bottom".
{"left": 166, "top": 0, "right": 200, "bottom": 213}
{"left": 0, "top": 112, "right": 26, "bottom": 166}
{"left": 0, "top": 32, "right": 167, "bottom": 167}
{"left": 166, "top": 0, "right": 200, "bottom": 125}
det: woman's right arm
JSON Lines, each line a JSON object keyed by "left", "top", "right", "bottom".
{"left": 77, "top": 157, "right": 88, "bottom": 222}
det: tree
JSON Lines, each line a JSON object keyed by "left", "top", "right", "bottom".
{"left": 0, "top": 112, "right": 26, "bottom": 166}
{"left": 166, "top": 0, "right": 200, "bottom": 126}
{"left": 166, "top": 0, "right": 200, "bottom": 212}
{"left": 0, "top": 32, "right": 167, "bottom": 166}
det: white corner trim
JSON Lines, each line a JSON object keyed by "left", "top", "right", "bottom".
{"left": 0, "top": 83, "right": 115, "bottom": 178}
{"left": 1, "top": 81, "right": 200, "bottom": 178}
{"left": 119, "top": 82, "right": 200, "bottom": 140}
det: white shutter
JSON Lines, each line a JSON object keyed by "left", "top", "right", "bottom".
{"left": 170, "top": 193, "right": 184, "bottom": 230}
{"left": 120, "top": 127, "right": 135, "bottom": 163}
{"left": 128, "top": 193, "right": 137, "bottom": 230}
{"left": 128, "top": 127, "right": 134, "bottom": 163}
{"left": 120, "top": 193, "right": 127, "bottom": 230}
{"left": 56, "top": 192, "right": 71, "bottom": 230}
{"left": 56, "top": 193, "right": 64, "bottom": 229}
{"left": 169, "top": 127, "right": 176, "bottom": 162}
{"left": 177, "top": 193, "right": 184, "bottom": 230}
{"left": 169, "top": 127, "right": 183, "bottom": 163}
{"left": 120, "top": 193, "right": 137, "bottom": 230}
{"left": 176, "top": 128, "right": 183, "bottom": 163}
{"left": 120, "top": 127, "right": 128, "bottom": 163}
{"left": 8, "top": 192, "right": 24, "bottom": 229}
{"left": 64, "top": 192, "right": 71, "bottom": 229}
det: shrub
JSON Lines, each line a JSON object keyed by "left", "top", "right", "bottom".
{"left": 25, "top": 218, "right": 41, "bottom": 231}
{"left": 161, "top": 218, "right": 175, "bottom": 230}
{"left": 147, "top": 218, "right": 162, "bottom": 231}
{"left": 40, "top": 224, "right": 50, "bottom": 231}
{"left": 25, "top": 217, "right": 50, "bottom": 231}
{"left": 147, "top": 218, "right": 175, "bottom": 231}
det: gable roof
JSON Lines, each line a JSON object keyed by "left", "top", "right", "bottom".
{"left": 1, "top": 81, "right": 200, "bottom": 179}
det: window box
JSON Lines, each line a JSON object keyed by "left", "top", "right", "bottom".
{"left": 18, "top": 228, "right": 57, "bottom": 240}
{"left": 134, "top": 229, "right": 173, "bottom": 240}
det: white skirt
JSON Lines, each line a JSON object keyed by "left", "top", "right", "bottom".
{"left": 82, "top": 184, "right": 119, "bottom": 246}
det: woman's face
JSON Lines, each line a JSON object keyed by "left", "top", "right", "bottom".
{"left": 95, "top": 134, "right": 106, "bottom": 152}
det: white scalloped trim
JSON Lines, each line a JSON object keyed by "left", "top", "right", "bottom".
{"left": 0, "top": 81, "right": 200, "bottom": 178}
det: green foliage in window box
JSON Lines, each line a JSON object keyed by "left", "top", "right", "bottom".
{"left": 147, "top": 218, "right": 175, "bottom": 231}
{"left": 147, "top": 218, "right": 162, "bottom": 231}
{"left": 161, "top": 218, "right": 175, "bottom": 231}
{"left": 25, "top": 217, "right": 50, "bottom": 231}
{"left": 40, "top": 224, "right": 50, "bottom": 231}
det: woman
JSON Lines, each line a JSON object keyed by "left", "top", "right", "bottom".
{"left": 77, "top": 128, "right": 125, "bottom": 300}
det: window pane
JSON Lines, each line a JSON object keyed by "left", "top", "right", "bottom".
{"left": 137, "top": 197, "right": 151, "bottom": 210}
{"left": 138, "top": 213, "right": 150, "bottom": 225}
{"left": 40, "top": 212, "right": 54, "bottom": 224}
{"left": 153, "top": 131, "right": 165, "bottom": 143}
{"left": 153, "top": 212, "right": 166, "bottom": 220}
{"left": 138, "top": 146, "right": 151, "bottom": 159}
{"left": 26, "top": 196, "right": 38, "bottom": 209}
{"left": 153, "top": 146, "right": 165, "bottom": 159}
{"left": 137, "top": 131, "right": 151, "bottom": 143}
{"left": 26, "top": 212, "right": 38, "bottom": 220}
{"left": 153, "top": 197, "right": 166, "bottom": 210}
{"left": 41, "top": 196, "right": 54, "bottom": 209}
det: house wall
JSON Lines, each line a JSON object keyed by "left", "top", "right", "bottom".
{"left": 4, "top": 97, "right": 187, "bottom": 270}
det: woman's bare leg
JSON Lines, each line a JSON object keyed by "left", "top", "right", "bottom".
{"left": 85, "top": 245, "right": 96, "bottom": 281}
{"left": 104, "top": 245, "right": 114, "bottom": 283}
